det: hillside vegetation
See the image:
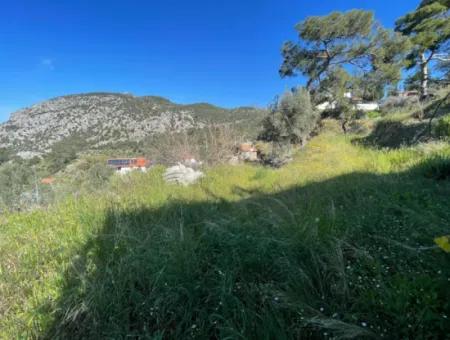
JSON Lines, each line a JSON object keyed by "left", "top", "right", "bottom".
{"left": 1, "top": 123, "right": 449, "bottom": 339}
{"left": 0, "top": 93, "right": 265, "bottom": 158}
{"left": 0, "top": 2, "right": 449, "bottom": 338}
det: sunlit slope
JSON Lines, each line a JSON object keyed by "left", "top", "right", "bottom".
{"left": 1, "top": 131, "right": 449, "bottom": 339}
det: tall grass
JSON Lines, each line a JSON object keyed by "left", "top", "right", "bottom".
{"left": 1, "top": 132, "right": 449, "bottom": 339}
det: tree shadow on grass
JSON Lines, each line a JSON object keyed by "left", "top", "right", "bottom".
{"left": 43, "top": 161, "right": 450, "bottom": 339}
{"left": 357, "top": 95, "right": 449, "bottom": 150}
{"left": 354, "top": 120, "right": 431, "bottom": 149}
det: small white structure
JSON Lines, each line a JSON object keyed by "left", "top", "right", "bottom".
{"left": 355, "top": 103, "right": 380, "bottom": 111}
{"left": 316, "top": 101, "right": 379, "bottom": 112}
{"left": 316, "top": 101, "right": 337, "bottom": 112}
{"left": 316, "top": 90, "right": 380, "bottom": 113}
{"left": 117, "top": 167, "right": 148, "bottom": 176}
{"left": 182, "top": 158, "right": 203, "bottom": 169}
{"left": 163, "top": 164, "right": 204, "bottom": 186}
{"left": 344, "top": 92, "right": 352, "bottom": 99}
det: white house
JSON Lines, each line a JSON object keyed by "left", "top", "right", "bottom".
{"left": 355, "top": 102, "right": 380, "bottom": 111}
{"left": 316, "top": 91, "right": 379, "bottom": 112}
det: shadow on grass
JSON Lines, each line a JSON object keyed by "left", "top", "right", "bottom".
{"left": 422, "top": 96, "right": 450, "bottom": 120}
{"left": 354, "top": 120, "right": 432, "bottom": 149}
{"left": 43, "top": 162, "right": 450, "bottom": 339}
{"left": 357, "top": 95, "right": 450, "bottom": 150}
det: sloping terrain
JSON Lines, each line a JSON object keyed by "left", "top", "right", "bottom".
{"left": 1, "top": 129, "right": 449, "bottom": 339}
{"left": 0, "top": 93, "right": 265, "bottom": 157}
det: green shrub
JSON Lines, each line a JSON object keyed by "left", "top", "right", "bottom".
{"left": 44, "top": 136, "right": 88, "bottom": 174}
{"left": 379, "top": 95, "right": 418, "bottom": 114}
{"left": 259, "top": 88, "right": 319, "bottom": 145}
{"left": 86, "top": 163, "right": 115, "bottom": 189}
{"left": 0, "top": 148, "right": 12, "bottom": 165}
{"left": 0, "top": 161, "right": 34, "bottom": 210}
{"left": 434, "top": 114, "right": 450, "bottom": 139}
{"left": 366, "top": 110, "right": 381, "bottom": 119}
{"left": 258, "top": 143, "right": 294, "bottom": 168}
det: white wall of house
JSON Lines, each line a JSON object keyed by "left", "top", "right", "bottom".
{"left": 316, "top": 101, "right": 379, "bottom": 112}
{"left": 117, "top": 167, "right": 148, "bottom": 175}
{"left": 356, "top": 103, "right": 379, "bottom": 111}
{"left": 316, "top": 101, "right": 336, "bottom": 111}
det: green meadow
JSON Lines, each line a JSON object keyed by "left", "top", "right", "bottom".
{"left": 1, "top": 125, "right": 449, "bottom": 339}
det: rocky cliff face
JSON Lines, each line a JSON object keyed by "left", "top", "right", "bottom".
{"left": 0, "top": 93, "right": 264, "bottom": 158}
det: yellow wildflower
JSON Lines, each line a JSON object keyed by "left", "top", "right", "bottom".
{"left": 434, "top": 236, "right": 450, "bottom": 253}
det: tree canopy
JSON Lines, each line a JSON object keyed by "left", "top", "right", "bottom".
{"left": 395, "top": 0, "right": 449, "bottom": 55}
{"left": 395, "top": 0, "right": 450, "bottom": 96}
{"left": 280, "top": 10, "right": 409, "bottom": 102}
{"left": 259, "top": 88, "right": 319, "bottom": 145}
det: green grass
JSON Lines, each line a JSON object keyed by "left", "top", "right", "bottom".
{"left": 435, "top": 114, "right": 450, "bottom": 139}
{"left": 1, "top": 132, "right": 449, "bottom": 339}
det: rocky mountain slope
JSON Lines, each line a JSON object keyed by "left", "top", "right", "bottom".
{"left": 0, "top": 93, "right": 264, "bottom": 158}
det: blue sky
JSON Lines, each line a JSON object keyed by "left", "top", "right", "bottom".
{"left": 0, "top": 0, "right": 419, "bottom": 122}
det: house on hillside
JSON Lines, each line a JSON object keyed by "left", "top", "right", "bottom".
{"left": 239, "top": 143, "right": 258, "bottom": 162}
{"left": 41, "top": 177, "right": 55, "bottom": 185}
{"left": 316, "top": 91, "right": 380, "bottom": 112}
{"left": 107, "top": 158, "right": 151, "bottom": 174}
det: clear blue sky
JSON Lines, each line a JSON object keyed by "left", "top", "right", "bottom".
{"left": 0, "top": 0, "right": 419, "bottom": 122}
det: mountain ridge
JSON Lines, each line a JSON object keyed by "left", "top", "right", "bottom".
{"left": 0, "top": 92, "right": 265, "bottom": 158}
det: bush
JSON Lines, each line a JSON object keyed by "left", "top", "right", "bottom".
{"left": 366, "top": 110, "right": 382, "bottom": 119}
{"left": 256, "top": 142, "right": 294, "bottom": 168}
{"left": 143, "top": 125, "right": 244, "bottom": 166}
{"left": 86, "top": 163, "right": 115, "bottom": 189}
{"left": 259, "top": 88, "right": 319, "bottom": 145}
{"left": 0, "top": 148, "right": 12, "bottom": 165}
{"left": 380, "top": 95, "right": 418, "bottom": 113}
{"left": 434, "top": 114, "right": 450, "bottom": 139}
{"left": 44, "top": 136, "right": 88, "bottom": 174}
{"left": 0, "top": 161, "right": 34, "bottom": 210}
{"left": 57, "top": 156, "right": 115, "bottom": 194}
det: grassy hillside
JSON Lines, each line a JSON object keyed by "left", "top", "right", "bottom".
{"left": 1, "top": 127, "right": 449, "bottom": 338}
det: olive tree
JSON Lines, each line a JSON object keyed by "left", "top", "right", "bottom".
{"left": 259, "top": 87, "right": 319, "bottom": 145}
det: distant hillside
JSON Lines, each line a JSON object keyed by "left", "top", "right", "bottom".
{"left": 0, "top": 93, "right": 265, "bottom": 158}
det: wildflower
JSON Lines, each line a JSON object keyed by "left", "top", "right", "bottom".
{"left": 361, "top": 322, "right": 367, "bottom": 327}
{"left": 434, "top": 235, "right": 450, "bottom": 253}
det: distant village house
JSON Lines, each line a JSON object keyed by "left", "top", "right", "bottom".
{"left": 107, "top": 158, "right": 151, "bottom": 174}
{"left": 316, "top": 91, "right": 380, "bottom": 112}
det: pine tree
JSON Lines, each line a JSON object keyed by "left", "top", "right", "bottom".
{"left": 280, "top": 10, "right": 409, "bottom": 102}
{"left": 395, "top": 0, "right": 450, "bottom": 98}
